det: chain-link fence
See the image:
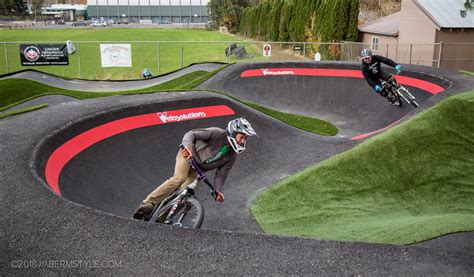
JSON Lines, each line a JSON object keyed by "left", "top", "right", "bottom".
{"left": 1, "top": 41, "right": 472, "bottom": 80}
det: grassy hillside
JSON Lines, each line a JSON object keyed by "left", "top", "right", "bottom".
{"left": 252, "top": 90, "right": 474, "bottom": 244}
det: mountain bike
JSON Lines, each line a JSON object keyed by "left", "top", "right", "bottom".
{"left": 147, "top": 145, "right": 218, "bottom": 229}
{"left": 381, "top": 74, "right": 420, "bottom": 108}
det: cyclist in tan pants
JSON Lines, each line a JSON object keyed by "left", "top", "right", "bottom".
{"left": 133, "top": 118, "right": 257, "bottom": 220}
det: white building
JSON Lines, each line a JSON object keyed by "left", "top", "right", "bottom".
{"left": 86, "top": 0, "right": 210, "bottom": 23}
{"left": 41, "top": 4, "right": 88, "bottom": 21}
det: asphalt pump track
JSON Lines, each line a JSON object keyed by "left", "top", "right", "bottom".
{"left": 1, "top": 62, "right": 473, "bottom": 275}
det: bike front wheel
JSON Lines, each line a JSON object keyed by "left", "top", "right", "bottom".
{"left": 398, "top": 87, "right": 420, "bottom": 108}
{"left": 153, "top": 197, "right": 204, "bottom": 229}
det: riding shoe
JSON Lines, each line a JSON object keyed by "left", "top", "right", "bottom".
{"left": 133, "top": 202, "right": 154, "bottom": 220}
{"left": 387, "top": 97, "right": 400, "bottom": 106}
{"left": 390, "top": 99, "right": 400, "bottom": 106}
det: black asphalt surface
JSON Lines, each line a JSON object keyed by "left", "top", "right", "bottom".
{"left": 1, "top": 62, "right": 473, "bottom": 275}
{"left": 198, "top": 61, "right": 452, "bottom": 137}
{"left": 0, "top": 62, "right": 223, "bottom": 115}
{"left": 1, "top": 62, "right": 224, "bottom": 92}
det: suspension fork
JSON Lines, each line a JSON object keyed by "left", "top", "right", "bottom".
{"left": 163, "top": 179, "right": 199, "bottom": 224}
{"left": 175, "top": 202, "right": 194, "bottom": 226}
{"left": 397, "top": 89, "right": 411, "bottom": 103}
{"left": 164, "top": 193, "right": 187, "bottom": 224}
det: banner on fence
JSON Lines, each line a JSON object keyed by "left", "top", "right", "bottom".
{"left": 100, "top": 44, "right": 132, "bottom": 67}
{"left": 20, "top": 44, "right": 69, "bottom": 66}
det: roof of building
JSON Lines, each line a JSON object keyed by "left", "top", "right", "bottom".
{"left": 415, "top": 0, "right": 474, "bottom": 28}
{"left": 358, "top": 11, "right": 400, "bottom": 36}
{"left": 42, "top": 4, "right": 87, "bottom": 11}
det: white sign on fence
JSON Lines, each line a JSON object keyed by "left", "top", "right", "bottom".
{"left": 263, "top": 44, "right": 271, "bottom": 57}
{"left": 100, "top": 44, "right": 132, "bottom": 67}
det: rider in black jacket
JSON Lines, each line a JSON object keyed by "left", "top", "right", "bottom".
{"left": 360, "top": 48, "right": 402, "bottom": 105}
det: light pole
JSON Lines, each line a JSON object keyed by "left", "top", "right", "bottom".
{"left": 193, "top": 13, "right": 198, "bottom": 29}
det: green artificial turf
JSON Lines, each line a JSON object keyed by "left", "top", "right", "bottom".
{"left": 0, "top": 104, "right": 48, "bottom": 119}
{"left": 460, "top": 70, "right": 474, "bottom": 76}
{"left": 245, "top": 101, "right": 338, "bottom": 136}
{"left": 251, "top": 90, "right": 474, "bottom": 244}
{"left": 0, "top": 70, "right": 209, "bottom": 111}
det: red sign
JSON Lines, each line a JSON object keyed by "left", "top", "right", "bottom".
{"left": 45, "top": 105, "right": 235, "bottom": 195}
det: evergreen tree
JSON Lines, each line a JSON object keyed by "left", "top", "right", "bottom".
{"left": 1, "top": 0, "right": 30, "bottom": 16}
{"left": 346, "top": 0, "right": 359, "bottom": 41}
{"left": 239, "top": 0, "right": 359, "bottom": 47}
{"left": 269, "top": 0, "right": 284, "bottom": 41}
{"left": 289, "top": 0, "right": 309, "bottom": 42}
{"left": 258, "top": 3, "right": 271, "bottom": 40}
{"left": 250, "top": 6, "right": 258, "bottom": 37}
{"left": 208, "top": 0, "right": 253, "bottom": 33}
{"left": 31, "top": 0, "right": 45, "bottom": 19}
{"left": 12, "top": 0, "right": 29, "bottom": 16}
{"left": 278, "top": 1, "right": 293, "bottom": 42}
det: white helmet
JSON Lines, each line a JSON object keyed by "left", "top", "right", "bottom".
{"left": 226, "top": 118, "right": 257, "bottom": 154}
{"left": 361, "top": 48, "right": 372, "bottom": 58}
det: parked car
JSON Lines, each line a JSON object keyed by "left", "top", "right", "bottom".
{"left": 158, "top": 20, "right": 171, "bottom": 24}
{"left": 56, "top": 19, "right": 65, "bottom": 25}
{"left": 72, "top": 20, "right": 89, "bottom": 27}
{"left": 117, "top": 18, "right": 129, "bottom": 24}
{"left": 91, "top": 19, "right": 108, "bottom": 28}
{"left": 107, "top": 19, "right": 115, "bottom": 24}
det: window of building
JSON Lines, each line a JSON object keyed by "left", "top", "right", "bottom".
{"left": 371, "top": 36, "right": 379, "bottom": 51}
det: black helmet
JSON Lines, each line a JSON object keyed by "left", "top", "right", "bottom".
{"left": 361, "top": 48, "right": 372, "bottom": 58}
{"left": 226, "top": 118, "right": 257, "bottom": 154}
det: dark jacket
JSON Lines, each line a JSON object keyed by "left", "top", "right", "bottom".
{"left": 182, "top": 127, "right": 236, "bottom": 192}
{"left": 361, "top": 55, "right": 397, "bottom": 88}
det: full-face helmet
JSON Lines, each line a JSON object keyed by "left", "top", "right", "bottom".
{"left": 361, "top": 48, "right": 372, "bottom": 58}
{"left": 226, "top": 118, "right": 257, "bottom": 154}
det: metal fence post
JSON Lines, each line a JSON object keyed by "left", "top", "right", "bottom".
{"left": 77, "top": 42, "right": 82, "bottom": 78}
{"left": 4, "top": 43, "right": 9, "bottom": 73}
{"left": 157, "top": 41, "right": 160, "bottom": 74}
{"left": 409, "top": 44, "right": 412, "bottom": 65}
{"left": 437, "top": 41, "right": 443, "bottom": 68}
{"left": 303, "top": 42, "right": 306, "bottom": 60}
{"left": 395, "top": 43, "right": 398, "bottom": 61}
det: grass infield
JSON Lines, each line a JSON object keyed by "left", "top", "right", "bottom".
{"left": 0, "top": 29, "right": 236, "bottom": 79}
{"left": 251, "top": 90, "right": 474, "bottom": 244}
{"left": 0, "top": 103, "right": 48, "bottom": 119}
{"left": 245, "top": 101, "right": 338, "bottom": 136}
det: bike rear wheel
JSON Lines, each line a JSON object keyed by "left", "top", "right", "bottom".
{"left": 153, "top": 197, "right": 204, "bottom": 229}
